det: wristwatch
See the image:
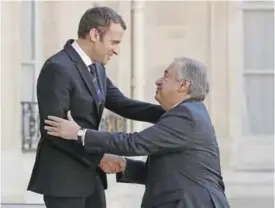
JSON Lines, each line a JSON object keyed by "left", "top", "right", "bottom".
{"left": 77, "top": 128, "right": 86, "bottom": 145}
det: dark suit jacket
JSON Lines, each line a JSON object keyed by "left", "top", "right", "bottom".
{"left": 84, "top": 99, "right": 230, "bottom": 208}
{"left": 27, "top": 39, "right": 165, "bottom": 197}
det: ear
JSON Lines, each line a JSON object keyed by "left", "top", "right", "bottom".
{"left": 178, "top": 79, "right": 190, "bottom": 93}
{"left": 89, "top": 28, "right": 100, "bottom": 42}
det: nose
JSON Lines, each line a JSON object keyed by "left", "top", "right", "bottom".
{"left": 155, "top": 78, "right": 162, "bottom": 85}
{"left": 113, "top": 46, "right": 120, "bottom": 55}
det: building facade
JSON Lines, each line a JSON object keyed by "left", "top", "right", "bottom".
{"left": 1, "top": 1, "right": 274, "bottom": 207}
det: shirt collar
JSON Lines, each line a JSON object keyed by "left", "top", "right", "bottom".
{"left": 172, "top": 100, "right": 183, "bottom": 108}
{"left": 71, "top": 40, "right": 92, "bottom": 67}
{"left": 172, "top": 97, "right": 200, "bottom": 108}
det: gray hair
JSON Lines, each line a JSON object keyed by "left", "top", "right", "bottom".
{"left": 174, "top": 57, "right": 209, "bottom": 101}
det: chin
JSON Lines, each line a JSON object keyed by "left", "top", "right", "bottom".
{"left": 154, "top": 94, "right": 160, "bottom": 104}
{"left": 101, "top": 60, "right": 108, "bottom": 65}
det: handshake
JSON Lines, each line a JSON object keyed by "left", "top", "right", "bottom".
{"left": 99, "top": 153, "right": 126, "bottom": 174}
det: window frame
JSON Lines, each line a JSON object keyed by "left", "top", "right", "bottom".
{"left": 20, "top": 1, "right": 43, "bottom": 152}
{"left": 228, "top": 1, "right": 274, "bottom": 170}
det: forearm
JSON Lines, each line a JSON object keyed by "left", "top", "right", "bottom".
{"left": 84, "top": 130, "right": 148, "bottom": 156}
{"left": 107, "top": 97, "right": 164, "bottom": 123}
{"left": 82, "top": 114, "right": 190, "bottom": 156}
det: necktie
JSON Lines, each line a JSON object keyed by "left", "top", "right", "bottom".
{"left": 88, "top": 64, "right": 104, "bottom": 102}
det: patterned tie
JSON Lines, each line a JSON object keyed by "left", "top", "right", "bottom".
{"left": 88, "top": 64, "right": 104, "bottom": 102}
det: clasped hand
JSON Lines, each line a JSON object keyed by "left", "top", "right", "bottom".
{"left": 99, "top": 154, "right": 126, "bottom": 174}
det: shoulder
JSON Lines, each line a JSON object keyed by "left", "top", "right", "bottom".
{"left": 158, "top": 104, "right": 193, "bottom": 129}
{"left": 41, "top": 50, "right": 74, "bottom": 74}
{"left": 159, "top": 101, "right": 208, "bottom": 124}
{"left": 47, "top": 48, "right": 68, "bottom": 61}
{"left": 181, "top": 101, "right": 210, "bottom": 121}
{"left": 46, "top": 49, "right": 71, "bottom": 67}
{"left": 162, "top": 103, "right": 193, "bottom": 120}
{"left": 40, "top": 60, "right": 69, "bottom": 76}
{"left": 181, "top": 101, "right": 207, "bottom": 115}
{"left": 38, "top": 59, "right": 73, "bottom": 85}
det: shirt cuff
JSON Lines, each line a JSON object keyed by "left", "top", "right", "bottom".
{"left": 81, "top": 129, "right": 87, "bottom": 146}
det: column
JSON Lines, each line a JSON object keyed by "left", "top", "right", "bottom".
{"left": 131, "top": 1, "right": 145, "bottom": 132}
{"left": 207, "top": 1, "right": 230, "bottom": 167}
{"left": 1, "top": 1, "right": 24, "bottom": 203}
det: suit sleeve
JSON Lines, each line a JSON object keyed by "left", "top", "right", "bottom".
{"left": 84, "top": 111, "right": 193, "bottom": 156}
{"left": 116, "top": 158, "right": 147, "bottom": 185}
{"left": 37, "top": 62, "right": 80, "bottom": 154}
{"left": 105, "top": 78, "right": 165, "bottom": 123}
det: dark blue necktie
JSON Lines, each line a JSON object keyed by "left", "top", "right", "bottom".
{"left": 88, "top": 64, "right": 104, "bottom": 102}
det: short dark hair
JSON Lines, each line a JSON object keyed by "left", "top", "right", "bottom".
{"left": 77, "top": 6, "right": 127, "bottom": 38}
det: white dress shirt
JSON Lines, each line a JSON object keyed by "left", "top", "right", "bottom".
{"left": 71, "top": 40, "right": 92, "bottom": 72}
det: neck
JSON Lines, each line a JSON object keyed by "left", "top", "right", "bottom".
{"left": 165, "top": 95, "right": 192, "bottom": 111}
{"left": 76, "top": 38, "right": 95, "bottom": 61}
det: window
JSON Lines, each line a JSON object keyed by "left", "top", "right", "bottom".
{"left": 20, "top": 1, "right": 42, "bottom": 151}
{"left": 230, "top": 1, "right": 275, "bottom": 170}
{"left": 21, "top": 0, "right": 41, "bottom": 101}
{"left": 242, "top": 3, "right": 274, "bottom": 137}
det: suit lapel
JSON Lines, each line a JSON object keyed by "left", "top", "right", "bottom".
{"left": 64, "top": 39, "right": 101, "bottom": 116}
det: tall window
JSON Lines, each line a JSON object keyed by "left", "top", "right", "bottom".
{"left": 21, "top": 0, "right": 40, "bottom": 101}
{"left": 242, "top": 2, "right": 274, "bottom": 137}
{"left": 20, "top": 1, "right": 41, "bottom": 151}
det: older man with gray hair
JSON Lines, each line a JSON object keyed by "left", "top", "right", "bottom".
{"left": 44, "top": 57, "right": 230, "bottom": 208}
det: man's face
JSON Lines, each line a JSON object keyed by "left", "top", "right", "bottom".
{"left": 155, "top": 63, "right": 182, "bottom": 105}
{"left": 91, "top": 22, "right": 124, "bottom": 65}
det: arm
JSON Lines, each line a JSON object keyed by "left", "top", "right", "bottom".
{"left": 37, "top": 62, "right": 79, "bottom": 155}
{"left": 105, "top": 78, "right": 165, "bottom": 123}
{"left": 84, "top": 110, "right": 193, "bottom": 156}
{"left": 116, "top": 158, "right": 147, "bottom": 185}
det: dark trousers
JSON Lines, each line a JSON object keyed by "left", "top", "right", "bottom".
{"left": 43, "top": 175, "right": 106, "bottom": 208}
{"left": 151, "top": 200, "right": 182, "bottom": 208}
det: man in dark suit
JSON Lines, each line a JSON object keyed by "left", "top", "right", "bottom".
{"left": 28, "top": 6, "right": 165, "bottom": 208}
{"left": 44, "top": 57, "right": 230, "bottom": 208}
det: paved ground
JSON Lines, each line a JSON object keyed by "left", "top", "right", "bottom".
{"left": 1, "top": 175, "right": 274, "bottom": 208}
{"left": 1, "top": 197, "right": 274, "bottom": 208}
{"left": 2, "top": 196, "right": 274, "bottom": 208}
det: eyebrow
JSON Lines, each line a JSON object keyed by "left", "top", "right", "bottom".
{"left": 112, "top": 40, "right": 120, "bottom": 44}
